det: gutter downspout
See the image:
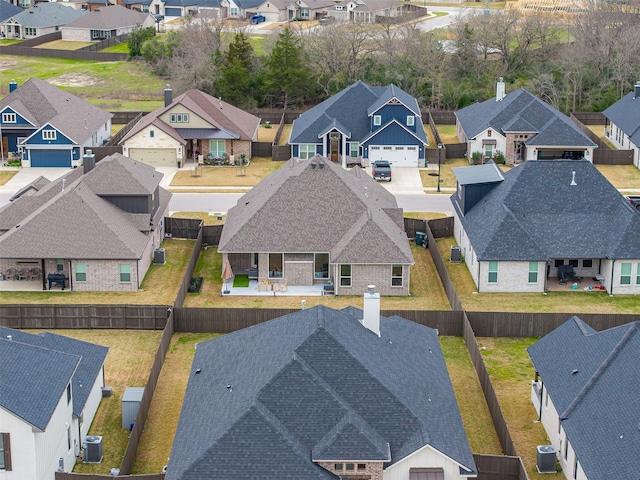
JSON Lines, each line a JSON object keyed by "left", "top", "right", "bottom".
{"left": 609, "top": 259, "right": 615, "bottom": 295}
{"left": 69, "top": 260, "right": 73, "bottom": 291}
{"left": 477, "top": 259, "right": 481, "bottom": 293}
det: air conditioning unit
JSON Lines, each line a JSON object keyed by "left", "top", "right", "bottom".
{"left": 536, "top": 445, "right": 556, "bottom": 473}
{"left": 450, "top": 245, "right": 461, "bottom": 262}
{"left": 84, "top": 436, "right": 103, "bottom": 463}
{"left": 154, "top": 248, "right": 166, "bottom": 264}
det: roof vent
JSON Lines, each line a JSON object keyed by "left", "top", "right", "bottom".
{"left": 318, "top": 161, "right": 324, "bottom": 169}
{"left": 310, "top": 161, "right": 317, "bottom": 169}
{"left": 7, "top": 335, "right": 11, "bottom": 341}
{"left": 572, "top": 369, "right": 578, "bottom": 375}
{"left": 364, "top": 186, "right": 368, "bottom": 197}
{"left": 570, "top": 171, "right": 577, "bottom": 186}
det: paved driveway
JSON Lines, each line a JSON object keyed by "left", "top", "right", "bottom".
{"left": 364, "top": 166, "right": 425, "bottom": 195}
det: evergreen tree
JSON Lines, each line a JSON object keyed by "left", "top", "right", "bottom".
{"left": 215, "top": 33, "right": 257, "bottom": 108}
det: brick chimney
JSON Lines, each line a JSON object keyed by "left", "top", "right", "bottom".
{"left": 362, "top": 285, "right": 380, "bottom": 337}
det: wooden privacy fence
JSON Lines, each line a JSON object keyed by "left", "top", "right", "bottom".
{"left": 165, "top": 217, "right": 202, "bottom": 239}
{"left": 404, "top": 216, "right": 453, "bottom": 240}
{"left": 0, "top": 305, "right": 168, "bottom": 329}
{"left": 118, "top": 313, "right": 174, "bottom": 475}
{"left": 473, "top": 454, "right": 528, "bottom": 480}
{"left": 56, "top": 474, "right": 163, "bottom": 480}
{"left": 425, "top": 220, "right": 464, "bottom": 311}
{"left": 570, "top": 113, "right": 633, "bottom": 165}
{"left": 106, "top": 113, "right": 144, "bottom": 146}
{"left": 202, "top": 225, "right": 223, "bottom": 246}
{"left": 174, "top": 308, "right": 464, "bottom": 334}
{"left": 174, "top": 224, "right": 203, "bottom": 308}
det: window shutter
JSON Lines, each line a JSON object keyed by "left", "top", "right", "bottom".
{"left": 3, "top": 433, "right": 11, "bottom": 471}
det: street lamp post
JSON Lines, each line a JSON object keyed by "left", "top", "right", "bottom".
{"left": 437, "top": 143, "right": 443, "bottom": 192}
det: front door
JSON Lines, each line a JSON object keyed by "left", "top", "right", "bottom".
{"left": 329, "top": 132, "right": 340, "bottom": 162}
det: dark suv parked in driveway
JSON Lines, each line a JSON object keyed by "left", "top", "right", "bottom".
{"left": 627, "top": 196, "right": 640, "bottom": 212}
{"left": 371, "top": 160, "right": 391, "bottom": 181}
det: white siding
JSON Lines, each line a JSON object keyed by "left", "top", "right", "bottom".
{"left": 0, "top": 409, "right": 38, "bottom": 480}
{"left": 384, "top": 444, "right": 475, "bottom": 480}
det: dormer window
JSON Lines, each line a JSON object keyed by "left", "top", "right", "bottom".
{"left": 170, "top": 113, "right": 189, "bottom": 123}
{"left": 2, "top": 113, "right": 16, "bottom": 123}
{"left": 407, "top": 115, "right": 415, "bottom": 126}
{"left": 42, "top": 130, "right": 56, "bottom": 140}
{"left": 373, "top": 115, "right": 381, "bottom": 126}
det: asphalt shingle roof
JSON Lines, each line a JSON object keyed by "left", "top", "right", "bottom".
{"left": 121, "top": 89, "right": 260, "bottom": 144}
{"left": 0, "top": 0, "right": 22, "bottom": 22}
{"left": 166, "top": 305, "right": 476, "bottom": 480}
{"left": 0, "top": 335, "right": 79, "bottom": 431}
{"left": 455, "top": 88, "right": 596, "bottom": 148}
{"left": 0, "top": 154, "right": 171, "bottom": 259}
{"left": 289, "top": 80, "right": 427, "bottom": 145}
{"left": 63, "top": 5, "right": 152, "bottom": 30}
{"left": 0, "top": 327, "right": 108, "bottom": 419}
{"left": 218, "top": 156, "right": 413, "bottom": 265}
{"left": 528, "top": 317, "right": 640, "bottom": 480}
{"left": 451, "top": 159, "right": 640, "bottom": 260}
{"left": 603, "top": 87, "right": 640, "bottom": 147}
{"left": 0, "top": 78, "right": 112, "bottom": 146}
{"left": 3, "top": 2, "right": 88, "bottom": 28}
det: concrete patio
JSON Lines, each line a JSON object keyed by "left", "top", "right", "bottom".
{"left": 220, "top": 280, "right": 328, "bottom": 297}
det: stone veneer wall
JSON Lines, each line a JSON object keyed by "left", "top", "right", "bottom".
{"left": 316, "top": 461, "right": 383, "bottom": 480}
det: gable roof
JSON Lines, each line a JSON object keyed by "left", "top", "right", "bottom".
{"left": 162, "top": 0, "right": 223, "bottom": 6}
{"left": 0, "top": 0, "right": 23, "bottom": 22}
{"left": 451, "top": 159, "right": 640, "bottom": 261}
{"left": 455, "top": 88, "right": 596, "bottom": 148}
{"left": 63, "top": 4, "right": 152, "bottom": 29}
{"left": 0, "top": 327, "right": 108, "bottom": 420}
{"left": 218, "top": 155, "right": 413, "bottom": 264}
{"left": 0, "top": 336, "right": 80, "bottom": 431}
{"left": 0, "top": 78, "right": 112, "bottom": 145}
{"left": 527, "top": 317, "right": 640, "bottom": 480}
{"left": 289, "top": 80, "right": 427, "bottom": 145}
{"left": 121, "top": 89, "right": 260, "bottom": 144}
{"left": 0, "top": 154, "right": 170, "bottom": 259}
{"left": 603, "top": 87, "right": 640, "bottom": 146}
{"left": 3, "top": 2, "right": 88, "bottom": 27}
{"left": 166, "top": 305, "right": 476, "bottom": 480}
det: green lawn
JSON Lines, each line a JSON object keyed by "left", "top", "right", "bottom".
{"left": 0, "top": 170, "right": 18, "bottom": 185}
{"left": 435, "top": 236, "right": 640, "bottom": 314}
{"left": 0, "top": 55, "right": 165, "bottom": 111}
{"left": 170, "top": 157, "right": 282, "bottom": 187}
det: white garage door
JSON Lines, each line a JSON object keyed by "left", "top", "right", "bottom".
{"left": 369, "top": 145, "right": 419, "bottom": 167}
{"left": 128, "top": 148, "right": 177, "bottom": 167}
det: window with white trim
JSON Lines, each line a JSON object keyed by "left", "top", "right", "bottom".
{"left": 170, "top": 113, "right": 189, "bottom": 123}
{"left": 392, "top": 264, "right": 403, "bottom": 286}
{"left": 349, "top": 142, "right": 359, "bottom": 157}
{"left": 340, "top": 264, "right": 351, "bottom": 287}
{"left": 636, "top": 263, "right": 640, "bottom": 284}
{"left": 484, "top": 143, "right": 493, "bottom": 157}
{"left": 75, "top": 263, "right": 86, "bottom": 282}
{"left": 620, "top": 262, "right": 631, "bottom": 285}
{"left": 2, "top": 113, "right": 16, "bottom": 123}
{"left": 230, "top": 6, "right": 238, "bottom": 14}
{"left": 528, "top": 262, "right": 538, "bottom": 283}
{"left": 209, "top": 139, "right": 226, "bottom": 157}
{"left": 488, "top": 261, "right": 498, "bottom": 283}
{"left": 373, "top": 115, "right": 381, "bottom": 126}
{"left": 42, "top": 130, "right": 56, "bottom": 140}
{"left": 298, "top": 144, "right": 316, "bottom": 159}
{"left": 119, "top": 264, "right": 131, "bottom": 282}
{"left": 407, "top": 115, "right": 415, "bottom": 126}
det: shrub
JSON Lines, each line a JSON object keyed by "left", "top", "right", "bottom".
{"left": 471, "top": 151, "right": 483, "bottom": 165}
{"left": 494, "top": 150, "right": 505, "bottom": 164}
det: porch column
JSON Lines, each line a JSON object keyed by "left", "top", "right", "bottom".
{"left": 341, "top": 135, "right": 347, "bottom": 168}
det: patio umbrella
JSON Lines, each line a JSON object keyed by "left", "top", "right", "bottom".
{"left": 221, "top": 259, "right": 233, "bottom": 294}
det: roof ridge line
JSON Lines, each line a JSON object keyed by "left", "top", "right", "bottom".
{"left": 561, "top": 322, "right": 638, "bottom": 420}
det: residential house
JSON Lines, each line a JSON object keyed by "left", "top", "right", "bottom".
{"left": 0, "top": 152, "right": 171, "bottom": 291}
{"left": 451, "top": 159, "right": 640, "bottom": 295}
{"left": 287, "top": 0, "right": 335, "bottom": 20}
{"left": 61, "top": 4, "right": 154, "bottom": 40}
{"left": 0, "top": 327, "right": 108, "bottom": 480}
{"left": 218, "top": 155, "right": 414, "bottom": 296}
{"left": 254, "top": 0, "right": 290, "bottom": 21}
{"left": 227, "top": 0, "right": 262, "bottom": 18}
{"left": 289, "top": 81, "right": 429, "bottom": 168}
{"left": 527, "top": 317, "right": 640, "bottom": 480}
{"left": 147, "top": 0, "right": 226, "bottom": 21}
{"left": 602, "top": 82, "right": 640, "bottom": 169}
{"left": 166, "top": 302, "right": 477, "bottom": 480}
{"left": 0, "top": 1, "right": 22, "bottom": 30}
{"left": 455, "top": 79, "right": 597, "bottom": 165}
{"left": 123, "top": 0, "right": 152, "bottom": 12}
{"left": 330, "top": 0, "right": 411, "bottom": 24}
{"left": 121, "top": 86, "right": 260, "bottom": 167}
{"left": 0, "top": 2, "right": 87, "bottom": 40}
{"left": 0, "top": 78, "right": 112, "bottom": 167}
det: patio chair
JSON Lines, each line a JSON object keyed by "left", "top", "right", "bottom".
{"left": 29, "top": 268, "right": 42, "bottom": 281}
{"left": 323, "top": 277, "right": 335, "bottom": 296}
{"left": 258, "top": 278, "right": 270, "bottom": 292}
{"left": 17, "top": 268, "right": 29, "bottom": 280}
{"left": 5, "top": 267, "right": 17, "bottom": 280}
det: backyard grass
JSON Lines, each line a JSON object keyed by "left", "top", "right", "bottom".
{"left": 479, "top": 338, "right": 563, "bottom": 480}
{"left": 182, "top": 242, "right": 451, "bottom": 310}
{"left": 586, "top": 125, "right": 615, "bottom": 149}
{"left": 100, "top": 43, "right": 130, "bottom": 54}
{"left": 171, "top": 211, "right": 226, "bottom": 225}
{"left": 0, "top": 55, "right": 164, "bottom": 110}
{"left": 131, "top": 332, "right": 219, "bottom": 474}
{"left": 0, "top": 169, "right": 18, "bottom": 185}
{"left": 0, "top": 239, "right": 194, "bottom": 305}
{"left": 440, "top": 336, "right": 502, "bottom": 455}
{"left": 435, "top": 236, "right": 640, "bottom": 314}
{"left": 24, "top": 329, "right": 163, "bottom": 475}
{"left": 595, "top": 164, "right": 640, "bottom": 190}
{"left": 435, "top": 124, "right": 459, "bottom": 144}
{"left": 36, "top": 40, "right": 94, "bottom": 50}
{"left": 170, "top": 157, "right": 283, "bottom": 187}
{"left": 257, "top": 124, "right": 277, "bottom": 143}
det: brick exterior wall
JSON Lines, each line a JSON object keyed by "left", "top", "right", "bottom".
{"left": 333, "top": 263, "right": 410, "bottom": 296}
{"left": 316, "top": 461, "right": 384, "bottom": 480}
{"left": 284, "top": 261, "right": 314, "bottom": 286}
